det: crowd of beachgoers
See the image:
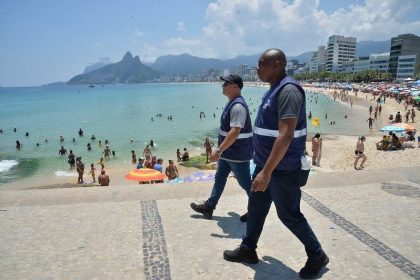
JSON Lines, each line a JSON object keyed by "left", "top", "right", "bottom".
{"left": 3, "top": 79, "right": 420, "bottom": 188}
{"left": 302, "top": 79, "right": 420, "bottom": 172}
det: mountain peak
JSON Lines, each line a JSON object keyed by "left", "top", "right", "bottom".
{"left": 133, "top": 55, "right": 142, "bottom": 64}
{"left": 68, "top": 51, "right": 159, "bottom": 84}
{"left": 122, "top": 51, "right": 134, "bottom": 62}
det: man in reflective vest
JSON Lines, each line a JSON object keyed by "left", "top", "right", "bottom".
{"left": 190, "top": 74, "right": 253, "bottom": 221}
{"left": 223, "top": 49, "right": 329, "bottom": 279}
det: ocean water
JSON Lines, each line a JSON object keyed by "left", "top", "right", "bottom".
{"left": 0, "top": 83, "right": 370, "bottom": 186}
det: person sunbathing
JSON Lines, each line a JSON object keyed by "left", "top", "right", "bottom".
{"left": 376, "top": 136, "right": 390, "bottom": 150}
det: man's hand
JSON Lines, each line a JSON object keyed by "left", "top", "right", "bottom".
{"left": 210, "top": 150, "right": 220, "bottom": 162}
{"left": 252, "top": 170, "right": 271, "bottom": 192}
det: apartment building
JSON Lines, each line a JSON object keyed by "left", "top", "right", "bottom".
{"left": 326, "top": 35, "right": 356, "bottom": 71}
{"left": 389, "top": 33, "right": 420, "bottom": 78}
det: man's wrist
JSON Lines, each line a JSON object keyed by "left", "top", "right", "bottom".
{"left": 216, "top": 147, "right": 222, "bottom": 154}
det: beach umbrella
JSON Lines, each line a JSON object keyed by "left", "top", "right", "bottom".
{"left": 380, "top": 125, "right": 405, "bottom": 133}
{"left": 410, "top": 90, "right": 420, "bottom": 96}
{"left": 125, "top": 168, "right": 165, "bottom": 182}
{"left": 393, "top": 123, "right": 416, "bottom": 132}
{"left": 414, "top": 96, "right": 420, "bottom": 102}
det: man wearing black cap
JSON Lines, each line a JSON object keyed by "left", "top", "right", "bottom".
{"left": 190, "top": 74, "right": 253, "bottom": 221}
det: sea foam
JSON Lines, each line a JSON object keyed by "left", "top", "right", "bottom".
{"left": 55, "top": 170, "right": 77, "bottom": 177}
{"left": 0, "top": 160, "right": 19, "bottom": 173}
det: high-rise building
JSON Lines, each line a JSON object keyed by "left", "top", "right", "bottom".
{"left": 370, "top": 52, "right": 390, "bottom": 73}
{"left": 389, "top": 34, "right": 420, "bottom": 78}
{"left": 396, "top": 54, "right": 417, "bottom": 80}
{"left": 326, "top": 35, "right": 356, "bottom": 71}
{"left": 238, "top": 64, "right": 249, "bottom": 76}
{"left": 309, "top": 46, "right": 327, "bottom": 73}
{"left": 354, "top": 57, "right": 370, "bottom": 73}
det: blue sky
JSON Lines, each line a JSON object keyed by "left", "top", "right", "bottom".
{"left": 1, "top": 0, "right": 419, "bottom": 86}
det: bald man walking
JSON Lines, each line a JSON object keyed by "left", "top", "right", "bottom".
{"left": 223, "top": 49, "right": 329, "bottom": 279}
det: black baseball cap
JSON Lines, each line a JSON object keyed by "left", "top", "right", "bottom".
{"left": 220, "top": 74, "right": 243, "bottom": 89}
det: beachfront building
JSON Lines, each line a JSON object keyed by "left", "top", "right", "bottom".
{"left": 294, "top": 63, "right": 310, "bottom": 75}
{"left": 370, "top": 52, "right": 390, "bottom": 73}
{"left": 238, "top": 64, "right": 249, "bottom": 76}
{"left": 337, "top": 60, "right": 354, "bottom": 73}
{"left": 286, "top": 60, "right": 298, "bottom": 75}
{"left": 337, "top": 56, "right": 369, "bottom": 73}
{"left": 354, "top": 56, "right": 370, "bottom": 72}
{"left": 389, "top": 34, "right": 420, "bottom": 79}
{"left": 249, "top": 68, "right": 258, "bottom": 81}
{"left": 396, "top": 54, "right": 417, "bottom": 81}
{"left": 309, "top": 46, "right": 327, "bottom": 73}
{"left": 326, "top": 35, "right": 356, "bottom": 72}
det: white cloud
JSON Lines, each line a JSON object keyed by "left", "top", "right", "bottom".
{"left": 163, "top": 37, "right": 213, "bottom": 56}
{"left": 177, "top": 21, "right": 186, "bottom": 32}
{"left": 137, "top": 43, "right": 159, "bottom": 63}
{"left": 133, "top": 28, "right": 144, "bottom": 37}
{"left": 156, "top": 0, "right": 420, "bottom": 59}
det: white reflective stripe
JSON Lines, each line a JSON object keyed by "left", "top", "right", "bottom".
{"left": 294, "top": 128, "right": 307, "bottom": 138}
{"left": 253, "top": 127, "right": 307, "bottom": 138}
{"left": 219, "top": 130, "right": 253, "bottom": 139}
{"left": 253, "top": 127, "right": 279, "bottom": 137}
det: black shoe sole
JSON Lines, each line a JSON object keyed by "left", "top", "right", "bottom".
{"left": 223, "top": 252, "right": 259, "bottom": 264}
{"left": 299, "top": 255, "right": 329, "bottom": 279}
{"left": 190, "top": 203, "right": 213, "bottom": 219}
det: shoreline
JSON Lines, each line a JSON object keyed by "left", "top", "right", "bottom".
{"left": 1, "top": 84, "right": 420, "bottom": 190}
{"left": 303, "top": 85, "right": 420, "bottom": 173}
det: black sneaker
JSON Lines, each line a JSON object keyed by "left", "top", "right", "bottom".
{"left": 299, "top": 252, "right": 329, "bottom": 279}
{"left": 223, "top": 245, "right": 259, "bottom": 264}
{"left": 239, "top": 212, "right": 247, "bottom": 222}
{"left": 190, "top": 200, "right": 213, "bottom": 219}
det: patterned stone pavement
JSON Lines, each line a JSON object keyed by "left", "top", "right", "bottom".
{"left": 0, "top": 166, "right": 419, "bottom": 280}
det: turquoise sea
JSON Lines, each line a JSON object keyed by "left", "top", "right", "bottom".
{"left": 0, "top": 83, "right": 371, "bottom": 186}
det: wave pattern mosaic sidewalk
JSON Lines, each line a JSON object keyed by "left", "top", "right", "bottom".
{"left": 302, "top": 191, "right": 420, "bottom": 279}
{"left": 141, "top": 200, "right": 171, "bottom": 280}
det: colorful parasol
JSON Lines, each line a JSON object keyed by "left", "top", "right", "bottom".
{"left": 125, "top": 168, "right": 165, "bottom": 181}
{"left": 380, "top": 125, "right": 405, "bottom": 133}
{"left": 393, "top": 123, "right": 417, "bottom": 132}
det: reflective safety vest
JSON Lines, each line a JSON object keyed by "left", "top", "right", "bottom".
{"left": 253, "top": 77, "right": 307, "bottom": 170}
{"left": 218, "top": 96, "right": 253, "bottom": 161}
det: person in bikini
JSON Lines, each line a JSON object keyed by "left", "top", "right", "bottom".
{"left": 204, "top": 137, "right": 214, "bottom": 163}
{"left": 143, "top": 145, "right": 152, "bottom": 158}
{"left": 165, "top": 160, "right": 179, "bottom": 180}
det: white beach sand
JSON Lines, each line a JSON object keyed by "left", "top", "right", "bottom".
{"left": 304, "top": 86, "right": 420, "bottom": 173}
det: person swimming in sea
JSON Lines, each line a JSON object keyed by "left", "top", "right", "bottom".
{"left": 16, "top": 140, "right": 22, "bottom": 150}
